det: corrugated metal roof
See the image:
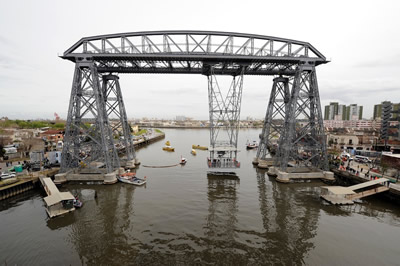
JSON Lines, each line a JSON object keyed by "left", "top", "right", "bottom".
{"left": 42, "top": 177, "right": 74, "bottom": 206}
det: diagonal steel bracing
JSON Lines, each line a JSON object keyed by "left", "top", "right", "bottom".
{"left": 276, "top": 65, "right": 328, "bottom": 171}
{"left": 61, "top": 63, "right": 120, "bottom": 174}
{"left": 102, "top": 75, "right": 136, "bottom": 162}
{"left": 207, "top": 66, "right": 243, "bottom": 170}
{"left": 256, "top": 77, "right": 290, "bottom": 161}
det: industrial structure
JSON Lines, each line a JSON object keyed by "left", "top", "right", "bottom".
{"left": 60, "top": 30, "right": 329, "bottom": 180}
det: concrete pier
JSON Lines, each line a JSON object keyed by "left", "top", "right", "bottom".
{"left": 252, "top": 158, "right": 259, "bottom": 165}
{"left": 55, "top": 168, "right": 122, "bottom": 185}
{"left": 257, "top": 159, "right": 275, "bottom": 169}
{"left": 321, "top": 178, "right": 390, "bottom": 205}
{"left": 331, "top": 168, "right": 400, "bottom": 204}
{"left": 267, "top": 166, "right": 334, "bottom": 183}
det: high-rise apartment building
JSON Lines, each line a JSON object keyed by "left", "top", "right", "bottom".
{"left": 373, "top": 101, "right": 400, "bottom": 120}
{"left": 324, "top": 102, "right": 363, "bottom": 121}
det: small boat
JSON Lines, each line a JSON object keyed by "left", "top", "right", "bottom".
{"left": 162, "top": 146, "right": 175, "bottom": 152}
{"left": 120, "top": 171, "right": 136, "bottom": 177}
{"left": 73, "top": 198, "right": 83, "bottom": 208}
{"left": 163, "top": 141, "right": 175, "bottom": 152}
{"left": 180, "top": 157, "right": 187, "bottom": 165}
{"left": 192, "top": 144, "right": 208, "bottom": 150}
{"left": 118, "top": 175, "right": 147, "bottom": 186}
{"left": 246, "top": 140, "right": 258, "bottom": 149}
{"left": 191, "top": 149, "right": 197, "bottom": 155}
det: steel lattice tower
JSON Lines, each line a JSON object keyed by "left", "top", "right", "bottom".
{"left": 256, "top": 77, "right": 290, "bottom": 161}
{"left": 276, "top": 65, "right": 328, "bottom": 171}
{"left": 102, "top": 75, "right": 136, "bottom": 163}
{"left": 61, "top": 63, "right": 122, "bottom": 173}
{"left": 207, "top": 66, "right": 243, "bottom": 174}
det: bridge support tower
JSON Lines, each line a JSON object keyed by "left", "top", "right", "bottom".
{"left": 255, "top": 76, "right": 290, "bottom": 169}
{"left": 60, "top": 62, "right": 135, "bottom": 180}
{"left": 263, "top": 65, "right": 331, "bottom": 182}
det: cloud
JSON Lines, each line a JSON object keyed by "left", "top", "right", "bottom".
{"left": 0, "top": 53, "right": 21, "bottom": 69}
{"left": 353, "top": 54, "right": 400, "bottom": 68}
{"left": 0, "top": 36, "right": 13, "bottom": 46}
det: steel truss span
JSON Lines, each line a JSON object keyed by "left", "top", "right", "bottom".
{"left": 61, "top": 31, "right": 328, "bottom": 174}
{"left": 62, "top": 30, "right": 327, "bottom": 76}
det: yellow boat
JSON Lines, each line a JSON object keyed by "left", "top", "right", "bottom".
{"left": 192, "top": 144, "right": 208, "bottom": 150}
{"left": 191, "top": 149, "right": 197, "bottom": 155}
{"left": 162, "top": 146, "right": 175, "bottom": 152}
{"left": 165, "top": 140, "right": 171, "bottom": 146}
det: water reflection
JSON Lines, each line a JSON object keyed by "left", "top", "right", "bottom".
{"left": 205, "top": 176, "right": 239, "bottom": 241}
{"left": 66, "top": 184, "right": 137, "bottom": 265}
{"left": 46, "top": 211, "right": 76, "bottom": 230}
{"left": 255, "top": 169, "right": 319, "bottom": 264}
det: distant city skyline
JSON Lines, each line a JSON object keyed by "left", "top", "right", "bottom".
{"left": 1, "top": 0, "right": 399, "bottom": 120}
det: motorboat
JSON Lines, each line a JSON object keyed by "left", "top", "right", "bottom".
{"left": 162, "top": 146, "right": 175, "bottom": 152}
{"left": 163, "top": 140, "right": 175, "bottom": 151}
{"left": 120, "top": 171, "right": 136, "bottom": 178}
{"left": 118, "top": 175, "right": 147, "bottom": 186}
{"left": 73, "top": 198, "right": 83, "bottom": 208}
{"left": 191, "top": 149, "right": 197, "bottom": 155}
{"left": 192, "top": 144, "right": 208, "bottom": 150}
{"left": 246, "top": 140, "right": 258, "bottom": 149}
{"left": 180, "top": 157, "right": 187, "bottom": 165}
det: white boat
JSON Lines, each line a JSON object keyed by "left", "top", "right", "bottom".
{"left": 246, "top": 140, "right": 258, "bottom": 149}
{"left": 180, "top": 157, "right": 187, "bottom": 165}
{"left": 117, "top": 175, "right": 147, "bottom": 186}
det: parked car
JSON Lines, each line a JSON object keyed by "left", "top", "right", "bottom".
{"left": 1, "top": 173, "right": 16, "bottom": 180}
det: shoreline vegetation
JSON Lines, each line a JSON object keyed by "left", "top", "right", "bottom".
{"left": 0, "top": 120, "right": 65, "bottom": 130}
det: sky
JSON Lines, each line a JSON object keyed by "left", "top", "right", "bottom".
{"left": 0, "top": 0, "right": 399, "bottom": 120}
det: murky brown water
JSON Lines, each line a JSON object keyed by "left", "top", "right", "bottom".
{"left": 1, "top": 129, "right": 399, "bottom": 265}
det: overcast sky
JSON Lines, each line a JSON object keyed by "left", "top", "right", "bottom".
{"left": 1, "top": 0, "right": 399, "bottom": 120}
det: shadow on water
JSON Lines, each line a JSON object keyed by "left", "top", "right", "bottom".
{"left": 252, "top": 168, "right": 320, "bottom": 265}
{"left": 65, "top": 184, "right": 139, "bottom": 265}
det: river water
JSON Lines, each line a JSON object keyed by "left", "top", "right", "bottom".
{"left": 0, "top": 128, "right": 399, "bottom": 265}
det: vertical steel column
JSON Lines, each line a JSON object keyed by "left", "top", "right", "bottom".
{"left": 60, "top": 62, "right": 120, "bottom": 174}
{"left": 60, "top": 64, "right": 82, "bottom": 171}
{"left": 256, "top": 77, "right": 290, "bottom": 161}
{"left": 276, "top": 65, "right": 328, "bottom": 171}
{"left": 91, "top": 65, "right": 120, "bottom": 173}
{"left": 102, "top": 75, "right": 136, "bottom": 162}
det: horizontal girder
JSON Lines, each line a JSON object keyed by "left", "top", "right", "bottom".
{"left": 62, "top": 31, "right": 327, "bottom": 75}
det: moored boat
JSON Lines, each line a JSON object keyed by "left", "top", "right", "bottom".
{"left": 192, "top": 144, "right": 208, "bottom": 150}
{"left": 163, "top": 141, "right": 175, "bottom": 152}
{"left": 162, "top": 146, "right": 175, "bottom": 152}
{"left": 246, "top": 140, "right": 258, "bottom": 149}
{"left": 180, "top": 157, "right": 187, "bottom": 165}
{"left": 73, "top": 198, "right": 83, "bottom": 208}
{"left": 191, "top": 149, "right": 197, "bottom": 155}
{"left": 118, "top": 175, "right": 147, "bottom": 186}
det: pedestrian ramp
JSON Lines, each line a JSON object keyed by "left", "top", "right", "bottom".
{"left": 321, "top": 178, "right": 390, "bottom": 205}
